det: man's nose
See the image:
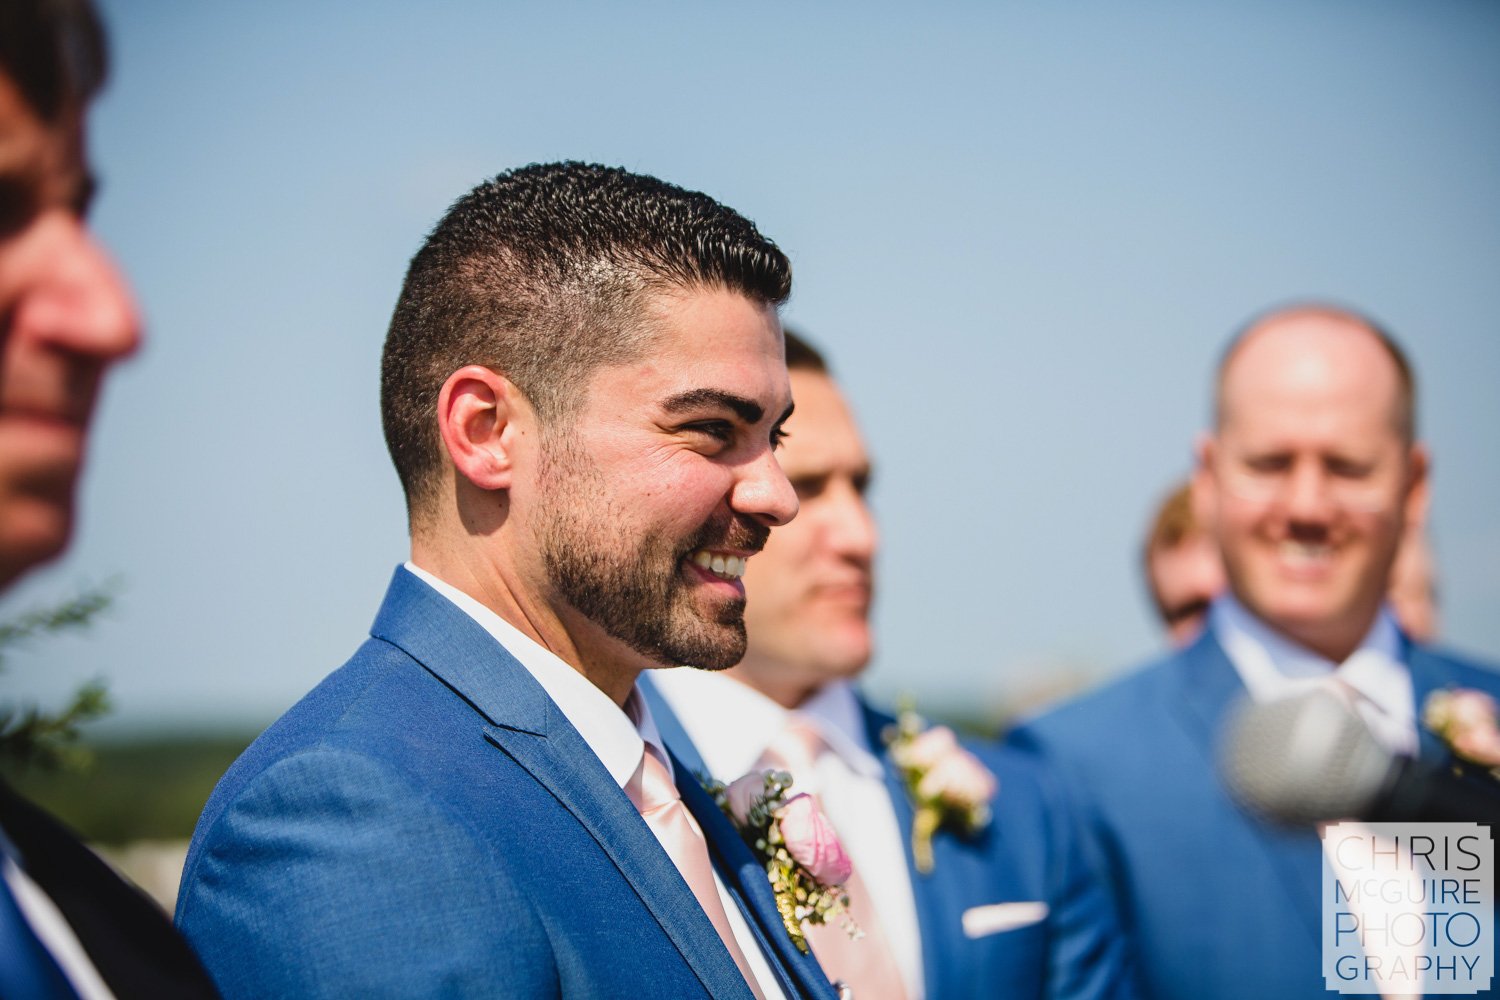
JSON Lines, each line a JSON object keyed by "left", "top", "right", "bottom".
{"left": 21, "top": 212, "right": 142, "bottom": 362}
{"left": 1284, "top": 461, "right": 1336, "bottom": 521}
{"left": 732, "top": 447, "right": 799, "bottom": 528}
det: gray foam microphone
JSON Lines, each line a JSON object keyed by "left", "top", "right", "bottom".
{"left": 1221, "top": 688, "right": 1393, "bottom": 825}
{"left": 1222, "top": 687, "right": 1500, "bottom": 826}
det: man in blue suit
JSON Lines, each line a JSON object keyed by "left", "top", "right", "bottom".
{"left": 176, "top": 163, "right": 836, "bottom": 999}
{"left": 645, "top": 331, "right": 1137, "bottom": 1000}
{"left": 1009, "top": 304, "right": 1500, "bottom": 1000}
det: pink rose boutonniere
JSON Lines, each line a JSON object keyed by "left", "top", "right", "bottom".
{"left": 1423, "top": 688, "right": 1500, "bottom": 773}
{"left": 707, "top": 769, "right": 858, "bottom": 953}
{"left": 885, "top": 706, "right": 998, "bottom": 874}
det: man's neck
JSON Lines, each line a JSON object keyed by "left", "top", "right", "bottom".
{"left": 724, "top": 657, "right": 825, "bottom": 710}
{"left": 409, "top": 542, "right": 643, "bottom": 707}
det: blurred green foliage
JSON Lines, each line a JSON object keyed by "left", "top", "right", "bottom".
{"left": 0, "top": 583, "right": 260, "bottom": 844}
{"left": 1, "top": 732, "right": 258, "bottom": 844}
{"left": 0, "top": 583, "right": 116, "bottom": 771}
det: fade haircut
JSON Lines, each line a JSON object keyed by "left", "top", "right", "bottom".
{"left": 0, "top": 0, "right": 108, "bottom": 125}
{"left": 1215, "top": 302, "right": 1417, "bottom": 443}
{"left": 381, "top": 161, "right": 793, "bottom": 516}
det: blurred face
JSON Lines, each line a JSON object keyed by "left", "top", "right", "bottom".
{"left": 527, "top": 287, "right": 798, "bottom": 671}
{"left": 1195, "top": 312, "right": 1425, "bottom": 661}
{"left": 0, "top": 71, "right": 139, "bottom": 589}
{"left": 1149, "top": 530, "right": 1224, "bottom": 647}
{"left": 734, "top": 370, "right": 876, "bottom": 707}
{"left": 1388, "top": 529, "right": 1438, "bottom": 643}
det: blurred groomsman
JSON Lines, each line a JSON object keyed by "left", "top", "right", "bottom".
{"left": 1141, "top": 481, "right": 1225, "bottom": 647}
{"left": 1142, "top": 479, "right": 1438, "bottom": 648}
{"left": 645, "top": 330, "right": 1137, "bottom": 1000}
{"left": 1009, "top": 304, "right": 1500, "bottom": 1000}
{"left": 0, "top": 1, "right": 219, "bottom": 996}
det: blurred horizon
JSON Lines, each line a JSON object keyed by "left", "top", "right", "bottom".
{"left": 2, "top": 0, "right": 1496, "bottom": 736}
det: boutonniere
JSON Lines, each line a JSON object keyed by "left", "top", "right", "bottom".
{"left": 1422, "top": 688, "right": 1500, "bottom": 774}
{"left": 885, "top": 706, "right": 998, "bottom": 874}
{"left": 704, "top": 769, "right": 859, "bottom": 953}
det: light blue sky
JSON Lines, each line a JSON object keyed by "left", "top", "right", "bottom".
{"left": 5, "top": 0, "right": 1498, "bottom": 731}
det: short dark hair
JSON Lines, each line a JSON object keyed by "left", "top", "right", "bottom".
{"left": 1215, "top": 302, "right": 1417, "bottom": 442}
{"left": 381, "top": 161, "right": 792, "bottom": 514}
{"left": 782, "top": 326, "right": 829, "bottom": 374}
{"left": 0, "top": 0, "right": 108, "bottom": 124}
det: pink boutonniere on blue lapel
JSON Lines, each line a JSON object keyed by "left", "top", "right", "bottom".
{"left": 885, "top": 707, "right": 998, "bottom": 874}
{"left": 1423, "top": 688, "right": 1500, "bottom": 774}
{"left": 704, "top": 769, "right": 859, "bottom": 954}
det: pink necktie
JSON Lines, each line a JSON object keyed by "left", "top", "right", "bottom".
{"left": 628, "top": 747, "right": 767, "bottom": 1000}
{"left": 761, "top": 717, "right": 909, "bottom": 1000}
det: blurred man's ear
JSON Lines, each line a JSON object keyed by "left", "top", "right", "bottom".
{"left": 1190, "top": 431, "right": 1219, "bottom": 537}
{"left": 1402, "top": 443, "right": 1431, "bottom": 532}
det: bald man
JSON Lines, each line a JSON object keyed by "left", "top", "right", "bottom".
{"left": 1008, "top": 305, "right": 1500, "bottom": 1000}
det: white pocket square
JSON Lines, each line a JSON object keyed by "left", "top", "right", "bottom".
{"left": 962, "top": 901, "right": 1049, "bottom": 938}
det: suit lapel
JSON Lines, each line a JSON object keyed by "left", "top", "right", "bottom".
{"left": 676, "top": 751, "right": 837, "bottom": 1000}
{"left": 862, "top": 702, "right": 955, "bottom": 1000}
{"left": 1408, "top": 643, "right": 1460, "bottom": 764}
{"left": 1171, "top": 634, "right": 1325, "bottom": 941}
{"left": 370, "top": 569, "right": 755, "bottom": 1000}
{"left": 0, "top": 782, "right": 218, "bottom": 998}
{"left": 640, "top": 676, "right": 834, "bottom": 998}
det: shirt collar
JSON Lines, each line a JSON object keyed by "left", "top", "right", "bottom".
{"left": 404, "top": 562, "right": 653, "bottom": 788}
{"left": 647, "top": 668, "right": 885, "bottom": 781}
{"left": 1210, "top": 592, "right": 1410, "bottom": 720}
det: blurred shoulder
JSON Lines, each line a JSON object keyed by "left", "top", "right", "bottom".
{"left": 1005, "top": 646, "right": 1190, "bottom": 755}
{"left": 1415, "top": 642, "right": 1500, "bottom": 690}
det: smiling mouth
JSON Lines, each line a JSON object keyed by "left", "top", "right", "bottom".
{"left": 1278, "top": 539, "right": 1333, "bottom": 567}
{"left": 688, "top": 549, "right": 747, "bottom": 581}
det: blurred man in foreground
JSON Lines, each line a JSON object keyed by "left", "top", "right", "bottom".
{"left": 177, "top": 162, "right": 838, "bottom": 998}
{"left": 0, "top": 1, "right": 219, "bottom": 995}
{"left": 1010, "top": 304, "right": 1500, "bottom": 1000}
{"left": 645, "top": 331, "right": 1137, "bottom": 1000}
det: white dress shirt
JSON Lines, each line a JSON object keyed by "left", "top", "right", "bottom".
{"left": 404, "top": 564, "right": 787, "bottom": 1000}
{"left": 1211, "top": 594, "right": 1415, "bottom": 753}
{"left": 648, "top": 668, "right": 928, "bottom": 1000}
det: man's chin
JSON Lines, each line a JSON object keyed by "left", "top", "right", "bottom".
{"left": 630, "top": 610, "right": 747, "bottom": 671}
{"left": 1254, "top": 596, "right": 1380, "bottom": 653}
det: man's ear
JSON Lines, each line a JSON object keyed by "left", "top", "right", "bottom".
{"left": 436, "top": 365, "right": 530, "bottom": 491}
{"left": 1190, "top": 431, "right": 1218, "bottom": 534}
{"left": 1402, "top": 442, "right": 1431, "bottom": 530}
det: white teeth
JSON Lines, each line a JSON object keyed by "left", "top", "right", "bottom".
{"left": 690, "top": 550, "right": 746, "bottom": 581}
{"left": 1280, "top": 540, "right": 1331, "bottom": 564}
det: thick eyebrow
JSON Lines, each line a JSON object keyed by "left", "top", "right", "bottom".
{"left": 661, "top": 388, "right": 772, "bottom": 425}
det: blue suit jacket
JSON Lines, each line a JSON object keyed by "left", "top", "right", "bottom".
{"left": 0, "top": 782, "right": 219, "bottom": 999}
{"left": 175, "top": 568, "right": 835, "bottom": 999}
{"left": 641, "top": 677, "right": 1139, "bottom": 1000}
{"left": 1006, "top": 628, "right": 1500, "bottom": 1000}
